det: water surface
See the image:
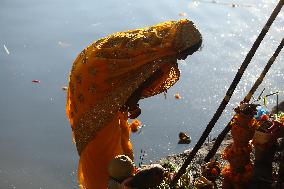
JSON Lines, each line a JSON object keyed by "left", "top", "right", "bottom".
{"left": 0, "top": 0, "right": 283, "bottom": 188}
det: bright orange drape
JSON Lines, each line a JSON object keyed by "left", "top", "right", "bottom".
{"left": 66, "top": 19, "right": 202, "bottom": 189}
{"left": 78, "top": 112, "right": 133, "bottom": 189}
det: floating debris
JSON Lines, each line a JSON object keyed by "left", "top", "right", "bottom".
{"left": 174, "top": 93, "right": 182, "bottom": 100}
{"left": 91, "top": 23, "right": 102, "bottom": 27}
{"left": 3, "top": 44, "right": 10, "bottom": 55}
{"left": 58, "top": 41, "right": 71, "bottom": 48}
{"left": 62, "top": 86, "right": 68, "bottom": 91}
{"left": 32, "top": 80, "right": 40, "bottom": 83}
{"left": 179, "top": 12, "right": 187, "bottom": 17}
{"left": 191, "top": 0, "right": 252, "bottom": 8}
{"left": 178, "top": 132, "right": 191, "bottom": 144}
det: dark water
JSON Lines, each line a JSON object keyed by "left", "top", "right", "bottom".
{"left": 0, "top": 0, "right": 283, "bottom": 188}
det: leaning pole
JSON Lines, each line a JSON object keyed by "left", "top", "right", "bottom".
{"left": 170, "top": 0, "right": 284, "bottom": 187}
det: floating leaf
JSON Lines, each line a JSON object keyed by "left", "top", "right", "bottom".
{"left": 32, "top": 80, "right": 40, "bottom": 83}
{"left": 3, "top": 44, "right": 10, "bottom": 55}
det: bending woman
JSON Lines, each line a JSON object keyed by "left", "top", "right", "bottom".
{"left": 66, "top": 19, "right": 202, "bottom": 189}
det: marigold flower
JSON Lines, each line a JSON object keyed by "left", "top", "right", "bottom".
{"left": 130, "top": 119, "right": 141, "bottom": 132}
{"left": 211, "top": 168, "right": 218, "bottom": 176}
{"left": 174, "top": 93, "right": 182, "bottom": 99}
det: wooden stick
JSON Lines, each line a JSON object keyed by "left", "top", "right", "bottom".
{"left": 243, "top": 40, "right": 284, "bottom": 103}
{"left": 170, "top": 1, "right": 284, "bottom": 186}
{"left": 204, "top": 38, "right": 284, "bottom": 163}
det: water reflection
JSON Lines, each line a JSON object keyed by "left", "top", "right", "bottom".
{"left": 0, "top": 0, "right": 283, "bottom": 188}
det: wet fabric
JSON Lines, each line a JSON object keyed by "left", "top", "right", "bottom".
{"left": 66, "top": 19, "right": 202, "bottom": 189}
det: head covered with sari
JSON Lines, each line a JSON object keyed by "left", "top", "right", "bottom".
{"left": 66, "top": 19, "right": 202, "bottom": 156}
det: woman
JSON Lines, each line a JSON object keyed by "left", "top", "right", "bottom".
{"left": 66, "top": 19, "right": 202, "bottom": 189}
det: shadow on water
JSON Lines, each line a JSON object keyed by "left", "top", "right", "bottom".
{"left": 0, "top": 0, "right": 283, "bottom": 188}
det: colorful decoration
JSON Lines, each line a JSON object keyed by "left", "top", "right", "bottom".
{"left": 250, "top": 110, "right": 278, "bottom": 188}
{"left": 255, "top": 106, "right": 269, "bottom": 120}
{"left": 201, "top": 160, "right": 221, "bottom": 182}
{"left": 130, "top": 119, "right": 142, "bottom": 133}
{"left": 221, "top": 103, "right": 259, "bottom": 189}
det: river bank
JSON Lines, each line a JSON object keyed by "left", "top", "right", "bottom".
{"left": 154, "top": 134, "right": 233, "bottom": 188}
{"left": 153, "top": 131, "right": 283, "bottom": 188}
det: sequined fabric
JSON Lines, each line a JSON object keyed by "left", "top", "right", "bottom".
{"left": 66, "top": 19, "right": 202, "bottom": 155}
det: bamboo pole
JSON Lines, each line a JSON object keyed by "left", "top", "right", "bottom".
{"left": 204, "top": 38, "right": 284, "bottom": 162}
{"left": 170, "top": 1, "right": 284, "bottom": 186}
{"left": 243, "top": 39, "right": 284, "bottom": 103}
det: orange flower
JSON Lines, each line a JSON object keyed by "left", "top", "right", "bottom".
{"left": 279, "top": 116, "right": 284, "bottom": 123}
{"left": 174, "top": 93, "right": 182, "bottom": 99}
{"left": 211, "top": 168, "right": 218, "bottom": 176}
{"left": 130, "top": 119, "right": 141, "bottom": 132}
{"left": 221, "top": 165, "right": 232, "bottom": 177}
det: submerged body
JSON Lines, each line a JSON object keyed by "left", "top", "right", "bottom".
{"left": 66, "top": 19, "right": 202, "bottom": 189}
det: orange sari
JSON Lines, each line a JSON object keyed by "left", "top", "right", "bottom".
{"left": 66, "top": 19, "right": 202, "bottom": 189}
